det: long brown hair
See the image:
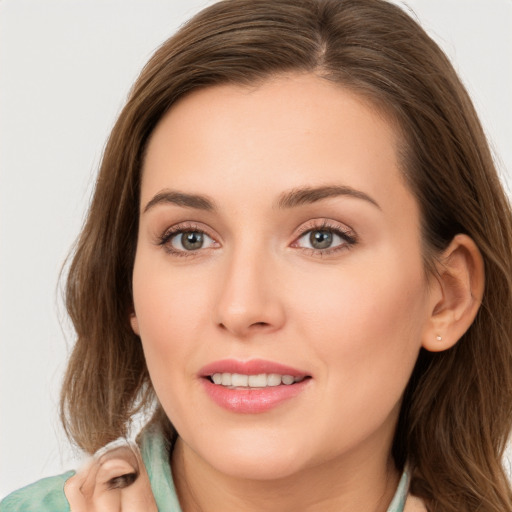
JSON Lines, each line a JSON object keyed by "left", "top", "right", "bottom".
{"left": 61, "top": 0, "right": 512, "bottom": 510}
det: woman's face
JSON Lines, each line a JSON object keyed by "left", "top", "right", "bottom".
{"left": 131, "top": 74, "right": 434, "bottom": 480}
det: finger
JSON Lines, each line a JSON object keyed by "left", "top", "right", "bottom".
{"left": 64, "top": 473, "right": 87, "bottom": 512}
{"left": 92, "top": 441, "right": 157, "bottom": 511}
{"left": 64, "top": 442, "right": 130, "bottom": 512}
{"left": 95, "top": 445, "right": 140, "bottom": 492}
{"left": 64, "top": 456, "right": 100, "bottom": 512}
{"left": 65, "top": 439, "right": 158, "bottom": 512}
{"left": 119, "top": 445, "right": 158, "bottom": 512}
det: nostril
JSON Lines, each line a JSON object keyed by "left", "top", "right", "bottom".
{"left": 252, "top": 322, "right": 268, "bottom": 327}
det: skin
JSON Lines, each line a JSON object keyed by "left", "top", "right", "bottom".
{"left": 65, "top": 443, "right": 157, "bottom": 511}
{"left": 128, "top": 73, "right": 483, "bottom": 512}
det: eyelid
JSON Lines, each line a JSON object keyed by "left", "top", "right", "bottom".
{"left": 291, "top": 219, "right": 358, "bottom": 253}
{"left": 294, "top": 218, "right": 356, "bottom": 239}
{"left": 157, "top": 221, "right": 216, "bottom": 243}
{"left": 156, "top": 221, "right": 220, "bottom": 257}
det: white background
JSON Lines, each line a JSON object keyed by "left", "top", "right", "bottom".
{"left": 1, "top": 0, "right": 511, "bottom": 499}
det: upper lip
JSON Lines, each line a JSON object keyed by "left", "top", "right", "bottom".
{"left": 199, "top": 359, "right": 309, "bottom": 378}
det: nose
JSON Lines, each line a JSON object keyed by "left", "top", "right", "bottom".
{"left": 214, "top": 246, "right": 286, "bottom": 338}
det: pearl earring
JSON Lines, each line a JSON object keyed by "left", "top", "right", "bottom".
{"left": 436, "top": 335, "right": 442, "bottom": 341}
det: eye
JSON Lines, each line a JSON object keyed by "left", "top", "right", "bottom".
{"left": 304, "top": 230, "right": 337, "bottom": 250}
{"left": 157, "top": 223, "right": 219, "bottom": 257}
{"left": 293, "top": 223, "right": 357, "bottom": 254}
{"left": 297, "top": 229, "right": 344, "bottom": 250}
{"left": 169, "top": 230, "right": 216, "bottom": 252}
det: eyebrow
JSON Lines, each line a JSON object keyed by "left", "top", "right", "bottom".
{"left": 276, "top": 185, "right": 381, "bottom": 210}
{"left": 143, "top": 184, "right": 380, "bottom": 214}
{"left": 143, "top": 190, "right": 215, "bottom": 213}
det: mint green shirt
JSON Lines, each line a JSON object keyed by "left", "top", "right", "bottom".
{"left": 1, "top": 427, "right": 410, "bottom": 511}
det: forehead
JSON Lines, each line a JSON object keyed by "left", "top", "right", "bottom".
{"left": 141, "top": 73, "right": 414, "bottom": 220}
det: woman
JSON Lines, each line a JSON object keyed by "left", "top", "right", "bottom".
{"left": 2, "top": 0, "right": 511, "bottom": 510}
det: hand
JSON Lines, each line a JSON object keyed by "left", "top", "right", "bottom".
{"left": 64, "top": 440, "right": 158, "bottom": 512}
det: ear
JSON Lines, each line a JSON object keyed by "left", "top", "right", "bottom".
{"left": 422, "top": 234, "right": 484, "bottom": 352}
{"left": 130, "top": 311, "right": 140, "bottom": 336}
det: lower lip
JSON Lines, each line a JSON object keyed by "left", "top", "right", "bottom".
{"left": 201, "top": 378, "right": 310, "bottom": 413}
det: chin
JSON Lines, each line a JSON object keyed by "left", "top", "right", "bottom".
{"left": 209, "top": 450, "right": 309, "bottom": 481}
{"left": 182, "top": 426, "right": 314, "bottom": 481}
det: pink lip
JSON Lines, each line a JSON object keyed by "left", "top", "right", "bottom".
{"left": 199, "top": 359, "right": 308, "bottom": 378}
{"left": 199, "top": 359, "right": 311, "bottom": 414}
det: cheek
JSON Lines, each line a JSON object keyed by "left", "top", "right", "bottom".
{"left": 133, "top": 251, "right": 210, "bottom": 329}
{"left": 283, "top": 257, "right": 427, "bottom": 456}
{"left": 132, "top": 265, "right": 211, "bottom": 427}
{"left": 292, "top": 254, "right": 427, "bottom": 390}
{"left": 131, "top": 255, "right": 213, "bottom": 384}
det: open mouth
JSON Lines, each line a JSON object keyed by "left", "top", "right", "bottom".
{"left": 200, "top": 361, "right": 312, "bottom": 412}
{"left": 207, "top": 373, "right": 310, "bottom": 389}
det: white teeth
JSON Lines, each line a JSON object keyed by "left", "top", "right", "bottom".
{"left": 231, "top": 373, "right": 249, "bottom": 387}
{"left": 282, "top": 375, "right": 295, "bottom": 385}
{"left": 248, "top": 374, "right": 267, "bottom": 387}
{"left": 210, "top": 372, "right": 305, "bottom": 388}
{"left": 267, "top": 374, "right": 282, "bottom": 387}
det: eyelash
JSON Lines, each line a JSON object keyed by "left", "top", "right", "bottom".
{"left": 293, "top": 220, "right": 357, "bottom": 257}
{"left": 157, "top": 222, "right": 216, "bottom": 257}
{"left": 157, "top": 220, "right": 357, "bottom": 258}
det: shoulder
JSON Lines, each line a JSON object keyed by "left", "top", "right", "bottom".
{"left": 0, "top": 471, "right": 74, "bottom": 512}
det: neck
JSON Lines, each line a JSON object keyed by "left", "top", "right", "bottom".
{"left": 171, "top": 438, "right": 400, "bottom": 512}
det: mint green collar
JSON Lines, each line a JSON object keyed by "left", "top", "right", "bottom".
{"left": 386, "top": 467, "right": 410, "bottom": 512}
{"left": 139, "top": 425, "right": 182, "bottom": 511}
